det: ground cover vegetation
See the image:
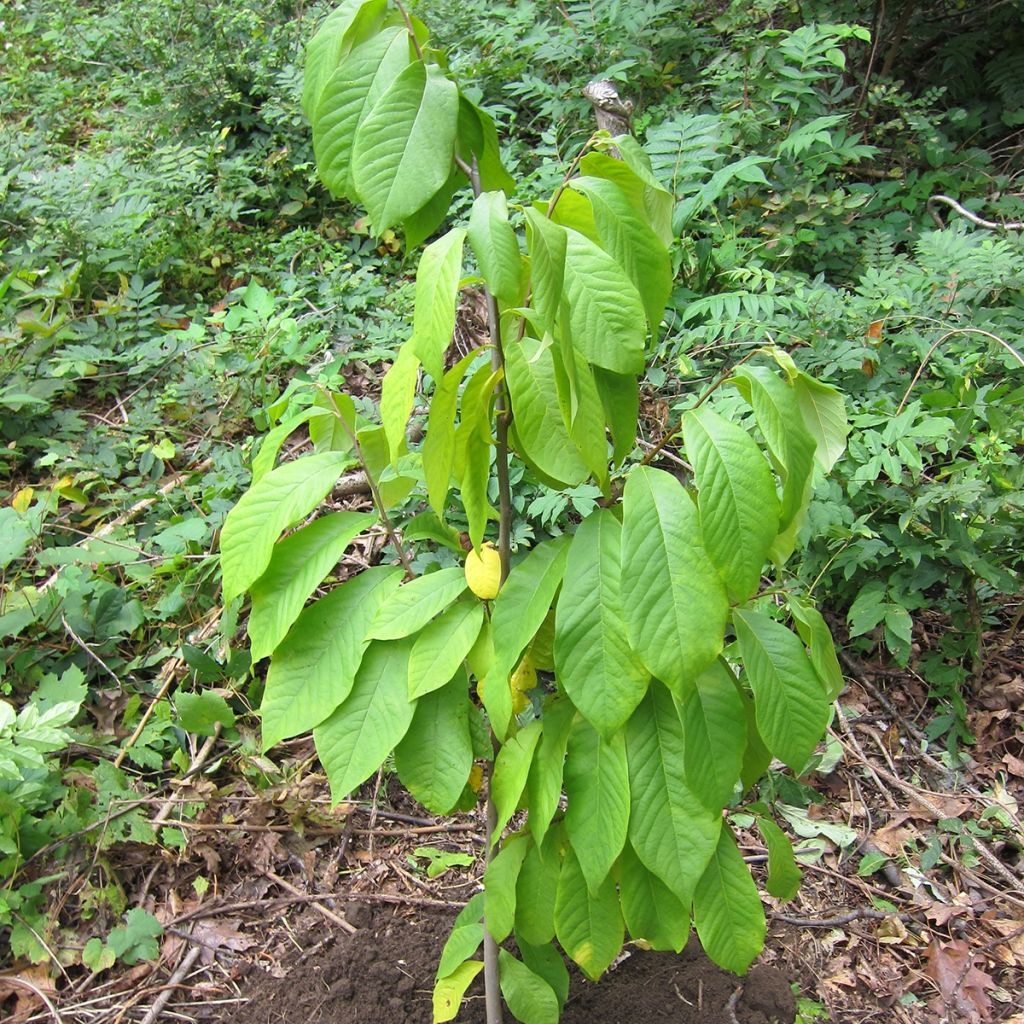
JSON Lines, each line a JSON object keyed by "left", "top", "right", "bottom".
{"left": 0, "top": 0, "right": 1022, "bottom": 1021}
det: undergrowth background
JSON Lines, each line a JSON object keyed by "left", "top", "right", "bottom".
{"left": 1, "top": 0, "right": 1022, "bottom": 1015}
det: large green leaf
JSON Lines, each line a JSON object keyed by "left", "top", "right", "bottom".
{"left": 311, "top": 24, "right": 410, "bottom": 196}
{"left": 593, "top": 367, "right": 639, "bottom": 466}
{"left": 468, "top": 191, "right": 522, "bottom": 307}
{"left": 380, "top": 343, "right": 420, "bottom": 462}
{"left": 487, "top": 536, "right": 571, "bottom": 738}
{"left": 394, "top": 669, "right": 472, "bottom": 813}
{"left": 569, "top": 175, "right": 671, "bottom": 331}
{"left": 525, "top": 697, "right": 575, "bottom": 845}
{"left": 733, "top": 608, "right": 830, "bottom": 771}
{"left": 366, "top": 566, "right": 467, "bottom": 640}
{"left": 620, "top": 467, "right": 729, "bottom": 695}
{"left": 554, "top": 846, "right": 624, "bottom": 981}
{"left": 562, "top": 228, "right": 646, "bottom": 375}
{"left": 351, "top": 60, "right": 459, "bottom": 230}
{"left": 432, "top": 960, "right": 483, "bottom": 1024}
{"left": 504, "top": 337, "right": 589, "bottom": 488}
{"left": 563, "top": 718, "right": 629, "bottom": 892}
{"left": 581, "top": 145, "right": 674, "bottom": 248}
{"left": 261, "top": 567, "right": 402, "bottom": 750}
{"left": 313, "top": 637, "right": 417, "bottom": 801}
{"left": 456, "top": 95, "right": 515, "bottom": 196}
{"left": 518, "top": 937, "right": 570, "bottom": 1011}
{"left": 498, "top": 950, "right": 559, "bottom": 1024}
{"left": 794, "top": 370, "right": 848, "bottom": 473}
{"left": 555, "top": 511, "right": 649, "bottom": 737}
{"left": 757, "top": 816, "right": 802, "bottom": 901}
{"left": 484, "top": 832, "right": 529, "bottom": 942}
{"left": 409, "top": 227, "right": 467, "bottom": 381}
{"left": 453, "top": 363, "right": 498, "bottom": 551}
{"left": 491, "top": 720, "right": 543, "bottom": 840}
{"left": 523, "top": 210, "right": 566, "bottom": 334}
{"left": 625, "top": 682, "right": 722, "bottom": 907}
{"left": 618, "top": 841, "right": 689, "bottom": 952}
{"left": 436, "top": 893, "right": 484, "bottom": 980}
{"left": 408, "top": 601, "right": 484, "bottom": 699}
{"left": 221, "top": 451, "right": 350, "bottom": 602}
{"left": 680, "top": 661, "right": 747, "bottom": 811}
{"left": 247, "top": 511, "right": 375, "bottom": 662}
{"left": 787, "top": 596, "right": 845, "bottom": 700}
{"left": 684, "top": 405, "right": 779, "bottom": 603}
{"left": 423, "top": 349, "right": 478, "bottom": 517}
{"left": 693, "top": 825, "right": 766, "bottom": 974}
{"left": 515, "top": 831, "right": 559, "bottom": 945}
{"left": 252, "top": 407, "right": 331, "bottom": 483}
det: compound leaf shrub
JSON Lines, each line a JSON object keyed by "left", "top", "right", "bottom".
{"left": 220, "top": 3, "right": 849, "bottom": 1020}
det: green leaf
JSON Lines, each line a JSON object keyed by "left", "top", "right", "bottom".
{"left": 524, "top": 209, "right": 566, "bottom": 334}
{"left": 454, "top": 363, "right": 498, "bottom": 550}
{"left": 525, "top": 697, "right": 576, "bottom": 845}
{"left": 681, "top": 661, "right": 747, "bottom": 811}
{"left": 358, "top": 423, "right": 415, "bottom": 509}
{"left": 787, "top": 597, "right": 845, "bottom": 700}
{"left": 564, "top": 719, "right": 629, "bottom": 893}
{"left": 221, "top": 451, "right": 350, "bottom": 602}
{"left": 436, "top": 893, "right": 484, "bottom": 980}
{"left": 738, "top": 683, "right": 772, "bottom": 792}
{"left": 504, "top": 336, "right": 589, "bottom": 488}
{"left": 312, "top": 25, "right": 410, "bottom": 197}
{"left": 625, "top": 682, "right": 722, "bottom": 908}
{"left": 492, "top": 720, "right": 543, "bottom": 840}
{"left": 569, "top": 176, "right": 671, "bottom": 331}
{"left": 555, "top": 511, "right": 649, "bottom": 737}
{"left": 106, "top": 909, "right": 163, "bottom": 967}
{"left": 423, "top": 349, "right": 478, "bottom": 517}
{"left": 309, "top": 391, "right": 357, "bottom": 454}
{"left": 620, "top": 467, "right": 729, "bottom": 695}
{"left": 457, "top": 96, "right": 515, "bottom": 196}
{"left": 683, "top": 406, "right": 779, "bottom": 602}
{"left": 403, "top": 167, "right": 464, "bottom": 251}
{"left": 432, "top": 960, "right": 483, "bottom": 1024}
{"left": 82, "top": 938, "right": 116, "bottom": 973}
{"left": 693, "top": 825, "right": 765, "bottom": 975}
{"left": 380, "top": 344, "right": 420, "bottom": 462}
{"left": 515, "top": 831, "right": 560, "bottom": 945}
{"left": 487, "top": 537, "right": 571, "bottom": 737}
{"left": 408, "top": 601, "right": 484, "bottom": 699}
{"left": 313, "top": 637, "right": 417, "bottom": 802}
{"left": 794, "top": 370, "right": 848, "bottom": 473}
{"left": 366, "top": 566, "right": 467, "bottom": 640}
{"left": 468, "top": 191, "right": 522, "bottom": 307}
{"left": 583, "top": 144, "right": 674, "bottom": 247}
{"left": 618, "top": 841, "right": 690, "bottom": 952}
{"left": 395, "top": 668, "right": 473, "bottom": 814}
{"left": 756, "top": 817, "right": 802, "bottom": 901}
{"left": 733, "top": 608, "right": 831, "bottom": 772}
{"left": 409, "top": 227, "right": 467, "bottom": 381}
{"left": 499, "top": 950, "right": 559, "bottom": 1024}
{"left": 248, "top": 511, "right": 375, "bottom": 661}
{"left": 252, "top": 408, "right": 330, "bottom": 483}
{"left": 593, "top": 367, "right": 639, "bottom": 466}
{"left": 484, "top": 832, "right": 529, "bottom": 942}
{"left": 176, "top": 691, "right": 234, "bottom": 736}
{"left": 352, "top": 60, "right": 459, "bottom": 230}
{"left": 261, "top": 567, "right": 402, "bottom": 749}
{"left": 563, "top": 227, "right": 646, "bottom": 375}
{"left": 554, "top": 846, "right": 624, "bottom": 981}
{"left": 518, "top": 936, "right": 570, "bottom": 1010}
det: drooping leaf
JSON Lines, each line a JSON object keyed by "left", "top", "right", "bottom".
{"left": 221, "top": 451, "right": 350, "bottom": 602}
{"left": 423, "top": 350, "right": 479, "bottom": 517}
{"left": 562, "top": 228, "right": 646, "bottom": 375}
{"left": 498, "top": 950, "right": 559, "bottom": 1024}
{"left": 582, "top": 144, "right": 674, "bottom": 247}
{"left": 366, "top": 566, "right": 467, "bottom": 640}
{"left": 491, "top": 720, "right": 543, "bottom": 840}
{"left": 625, "top": 682, "right": 722, "bottom": 908}
{"left": 432, "top": 960, "right": 483, "bottom": 1024}
{"left": 757, "top": 816, "right": 802, "bottom": 901}
{"left": 693, "top": 825, "right": 766, "bottom": 975}
{"left": 357, "top": 424, "right": 416, "bottom": 509}
{"left": 593, "top": 367, "right": 639, "bottom": 466}
{"left": 733, "top": 608, "right": 831, "bottom": 772}
{"left": 563, "top": 718, "right": 629, "bottom": 893}
{"left": 620, "top": 466, "right": 729, "bottom": 695}
{"left": 456, "top": 96, "right": 515, "bottom": 196}
{"left": 436, "top": 893, "right": 484, "bottom": 980}
{"left": 380, "top": 343, "right": 420, "bottom": 462}
{"left": 618, "top": 841, "right": 690, "bottom": 953}
{"left": 523, "top": 209, "right": 566, "bottom": 334}
{"left": 468, "top": 191, "right": 522, "bottom": 307}
{"left": 794, "top": 370, "right": 848, "bottom": 473}
{"left": 261, "top": 567, "right": 402, "bottom": 749}
{"left": 484, "top": 832, "right": 529, "bottom": 941}
{"left": 453, "top": 362, "right": 498, "bottom": 551}
{"left": 678, "top": 662, "right": 745, "bottom": 812}
{"left": 787, "top": 596, "right": 845, "bottom": 700}
{"left": 409, "top": 227, "right": 467, "bottom": 381}
{"left": 525, "top": 697, "right": 576, "bottom": 845}
{"left": 555, "top": 510, "right": 649, "bottom": 737}
{"left": 395, "top": 668, "right": 473, "bottom": 814}
{"left": 313, "top": 637, "right": 417, "bottom": 801}
{"left": 408, "top": 601, "right": 484, "bottom": 699}
{"left": 403, "top": 166, "right": 465, "bottom": 251}
{"left": 248, "top": 511, "right": 375, "bottom": 661}
{"left": 352, "top": 60, "right": 459, "bottom": 230}
{"left": 554, "top": 846, "right": 624, "bottom": 981}
{"left": 518, "top": 936, "right": 570, "bottom": 1011}
{"left": 515, "top": 830, "right": 560, "bottom": 945}
{"left": 683, "top": 405, "right": 779, "bottom": 603}
{"left": 309, "top": 391, "right": 357, "bottom": 454}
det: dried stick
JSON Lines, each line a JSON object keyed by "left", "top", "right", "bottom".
{"left": 264, "top": 871, "right": 356, "bottom": 934}
{"left": 138, "top": 943, "right": 203, "bottom": 1024}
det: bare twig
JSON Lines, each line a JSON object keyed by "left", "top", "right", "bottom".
{"left": 927, "top": 194, "right": 1024, "bottom": 231}
{"left": 264, "top": 871, "right": 356, "bottom": 933}
{"left": 139, "top": 943, "right": 203, "bottom": 1024}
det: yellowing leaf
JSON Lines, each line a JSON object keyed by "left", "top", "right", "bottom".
{"left": 12, "top": 488, "right": 33, "bottom": 513}
{"left": 432, "top": 960, "right": 483, "bottom": 1023}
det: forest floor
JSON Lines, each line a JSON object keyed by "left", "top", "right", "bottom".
{"left": 5, "top": 601, "right": 1022, "bottom": 1024}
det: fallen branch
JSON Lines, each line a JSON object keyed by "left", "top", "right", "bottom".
{"left": 139, "top": 941, "right": 203, "bottom": 1024}
{"left": 773, "top": 908, "right": 913, "bottom": 927}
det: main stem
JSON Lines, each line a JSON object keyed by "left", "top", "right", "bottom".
{"left": 467, "top": 155, "right": 511, "bottom": 1024}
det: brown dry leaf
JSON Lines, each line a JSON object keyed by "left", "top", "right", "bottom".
{"left": 909, "top": 794, "right": 970, "bottom": 821}
{"left": 987, "top": 918, "right": 1024, "bottom": 961}
{"left": 0, "top": 966, "right": 56, "bottom": 1022}
{"left": 873, "top": 818, "right": 920, "bottom": 856}
{"left": 924, "top": 939, "right": 994, "bottom": 1022}
{"left": 925, "top": 900, "right": 974, "bottom": 927}
{"left": 823, "top": 968, "right": 858, "bottom": 989}
{"left": 877, "top": 915, "right": 910, "bottom": 944}
{"left": 1001, "top": 753, "right": 1024, "bottom": 778}
{"left": 192, "top": 918, "right": 258, "bottom": 960}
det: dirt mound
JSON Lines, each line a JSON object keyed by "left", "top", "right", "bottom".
{"left": 230, "top": 906, "right": 795, "bottom": 1024}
